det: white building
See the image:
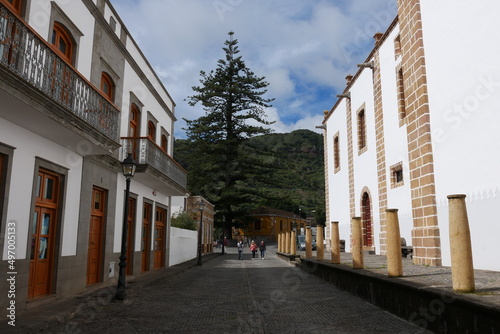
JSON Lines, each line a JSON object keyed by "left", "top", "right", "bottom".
{"left": 322, "top": 0, "right": 500, "bottom": 271}
{"left": 0, "top": 0, "right": 187, "bottom": 310}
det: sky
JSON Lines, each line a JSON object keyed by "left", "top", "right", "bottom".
{"left": 111, "top": 0, "right": 398, "bottom": 139}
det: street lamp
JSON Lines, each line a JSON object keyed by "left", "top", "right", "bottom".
{"left": 299, "top": 207, "right": 302, "bottom": 232}
{"left": 197, "top": 200, "right": 204, "bottom": 265}
{"left": 115, "top": 153, "right": 137, "bottom": 301}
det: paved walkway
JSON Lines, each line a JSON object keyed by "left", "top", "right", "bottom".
{"left": 2, "top": 245, "right": 432, "bottom": 334}
{"left": 304, "top": 249, "right": 500, "bottom": 310}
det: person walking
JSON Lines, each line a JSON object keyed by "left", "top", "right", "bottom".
{"left": 250, "top": 240, "right": 258, "bottom": 260}
{"left": 223, "top": 237, "right": 228, "bottom": 254}
{"left": 259, "top": 240, "right": 266, "bottom": 259}
{"left": 237, "top": 239, "right": 244, "bottom": 260}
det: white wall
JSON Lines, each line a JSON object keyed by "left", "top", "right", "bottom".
{"left": 27, "top": 0, "right": 96, "bottom": 78}
{"left": 169, "top": 227, "right": 197, "bottom": 266}
{"left": 350, "top": 69, "right": 381, "bottom": 251}
{"left": 421, "top": 0, "right": 500, "bottom": 270}
{"left": 0, "top": 119, "right": 83, "bottom": 259}
{"left": 377, "top": 25, "right": 414, "bottom": 244}
{"left": 325, "top": 99, "right": 352, "bottom": 251}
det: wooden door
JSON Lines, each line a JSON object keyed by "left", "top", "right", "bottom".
{"left": 87, "top": 187, "right": 105, "bottom": 285}
{"left": 141, "top": 203, "right": 151, "bottom": 272}
{"left": 28, "top": 169, "right": 59, "bottom": 299}
{"left": 126, "top": 197, "right": 135, "bottom": 275}
{"left": 154, "top": 207, "right": 166, "bottom": 269}
{"left": 362, "top": 192, "right": 373, "bottom": 247}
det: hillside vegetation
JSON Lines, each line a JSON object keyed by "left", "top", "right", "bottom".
{"left": 174, "top": 129, "right": 325, "bottom": 223}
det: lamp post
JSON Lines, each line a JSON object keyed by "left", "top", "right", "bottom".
{"left": 115, "top": 153, "right": 137, "bottom": 301}
{"left": 221, "top": 215, "right": 225, "bottom": 255}
{"left": 299, "top": 207, "right": 302, "bottom": 233}
{"left": 197, "top": 200, "right": 204, "bottom": 266}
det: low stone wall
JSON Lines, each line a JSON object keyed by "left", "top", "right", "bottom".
{"left": 297, "top": 258, "right": 500, "bottom": 333}
{"left": 276, "top": 252, "right": 300, "bottom": 263}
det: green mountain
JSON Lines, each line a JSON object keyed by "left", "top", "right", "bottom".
{"left": 174, "top": 129, "right": 325, "bottom": 223}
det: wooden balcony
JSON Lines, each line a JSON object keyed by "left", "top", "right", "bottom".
{"left": 122, "top": 137, "right": 188, "bottom": 196}
{"left": 0, "top": 4, "right": 120, "bottom": 154}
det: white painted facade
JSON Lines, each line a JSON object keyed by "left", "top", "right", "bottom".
{"left": 0, "top": 0, "right": 188, "bottom": 311}
{"left": 323, "top": 1, "right": 500, "bottom": 271}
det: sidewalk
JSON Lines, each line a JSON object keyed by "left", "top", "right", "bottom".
{"left": 0, "top": 253, "right": 221, "bottom": 333}
{"left": 298, "top": 250, "right": 500, "bottom": 308}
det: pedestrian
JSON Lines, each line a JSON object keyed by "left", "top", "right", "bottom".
{"left": 259, "top": 240, "right": 266, "bottom": 259}
{"left": 250, "top": 240, "right": 258, "bottom": 260}
{"left": 237, "top": 239, "right": 244, "bottom": 260}
{"left": 223, "top": 237, "right": 228, "bottom": 254}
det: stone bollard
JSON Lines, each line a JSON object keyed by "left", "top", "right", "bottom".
{"left": 291, "top": 228, "right": 296, "bottom": 256}
{"left": 448, "top": 194, "right": 475, "bottom": 293}
{"left": 317, "top": 224, "right": 324, "bottom": 260}
{"left": 278, "top": 233, "right": 282, "bottom": 253}
{"left": 386, "top": 209, "right": 403, "bottom": 277}
{"left": 331, "top": 221, "right": 340, "bottom": 264}
{"left": 306, "top": 226, "right": 313, "bottom": 258}
{"left": 352, "top": 217, "right": 363, "bottom": 269}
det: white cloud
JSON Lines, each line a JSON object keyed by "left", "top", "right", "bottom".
{"left": 111, "top": 0, "right": 397, "bottom": 138}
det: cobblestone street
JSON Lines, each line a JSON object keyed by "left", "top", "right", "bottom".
{"left": 40, "top": 247, "right": 430, "bottom": 334}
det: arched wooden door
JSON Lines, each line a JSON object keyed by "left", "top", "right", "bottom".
{"left": 361, "top": 192, "right": 373, "bottom": 247}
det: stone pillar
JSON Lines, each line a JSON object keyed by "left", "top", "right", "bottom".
{"left": 448, "top": 194, "right": 475, "bottom": 293}
{"left": 386, "top": 209, "right": 403, "bottom": 277}
{"left": 352, "top": 217, "right": 363, "bottom": 269}
{"left": 291, "top": 228, "right": 296, "bottom": 256}
{"left": 277, "top": 232, "right": 282, "bottom": 252}
{"left": 285, "top": 229, "right": 290, "bottom": 254}
{"left": 317, "top": 224, "right": 324, "bottom": 260}
{"left": 331, "top": 221, "right": 340, "bottom": 264}
{"left": 306, "top": 226, "right": 313, "bottom": 258}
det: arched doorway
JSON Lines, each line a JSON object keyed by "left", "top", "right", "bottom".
{"left": 361, "top": 192, "right": 373, "bottom": 248}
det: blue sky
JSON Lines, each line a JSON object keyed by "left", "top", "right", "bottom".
{"left": 111, "top": 0, "right": 397, "bottom": 139}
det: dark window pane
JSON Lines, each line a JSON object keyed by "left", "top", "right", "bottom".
{"left": 41, "top": 213, "right": 50, "bottom": 234}
{"left": 32, "top": 211, "right": 38, "bottom": 235}
{"left": 44, "top": 178, "right": 53, "bottom": 200}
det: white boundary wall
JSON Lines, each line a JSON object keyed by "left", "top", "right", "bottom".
{"left": 169, "top": 227, "right": 197, "bottom": 266}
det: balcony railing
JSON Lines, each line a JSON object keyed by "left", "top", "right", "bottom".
{"left": 0, "top": 4, "right": 119, "bottom": 141}
{"left": 122, "top": 137, "right": 187, "bottom": 190}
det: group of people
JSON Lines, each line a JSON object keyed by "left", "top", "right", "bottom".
{"left": 236, "top": 239, "right": 266, "bottom": 260}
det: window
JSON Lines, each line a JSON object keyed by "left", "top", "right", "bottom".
{"left": 147, "top": 121, "right": 156, "bottom": 141}
{"left": 396, "top": 67, "right": 406, "bottom": 126}
{"left": 3, "top": 0, "right": 22, "bottom": 14}
{"left": 333, "top": 133, "right": 340, "bottom": 173}
{"left": 100, "top": 72, "right": 114, "bottom": 102}
{"left": 129, "top": 104, "right": 140, "bottom": 137}
{"left": 390, "top": 162, "right": 404, "bottom": 188}
{"left": 51, "top": 22, "right": 74, "bottom": 64}
{"left": 357, "top": 108, "right": 367, "bottom": 153}
{"left": 109, "top": 16, "right": 116, "bottom": 32}
{"left": 254, "top": 219, "right": 261, "bottom": 231}
{"left": 161, "top": 134, "right": 168, "bottom": 152}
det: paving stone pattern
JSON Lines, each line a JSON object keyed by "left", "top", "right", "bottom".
{"left": 40, "top": 247, "right": 431, "bottom": 334}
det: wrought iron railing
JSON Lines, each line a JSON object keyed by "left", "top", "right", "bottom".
{"left": 122, "top": 137, "right": 188, "bottom": 189}
{"left": 0, "top": 4, "right": 119, "bottom": 141}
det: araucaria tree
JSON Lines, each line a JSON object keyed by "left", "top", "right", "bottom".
{"left": 184, "top": 31, "right": 274, "bottom": 237}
